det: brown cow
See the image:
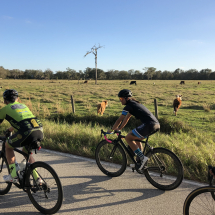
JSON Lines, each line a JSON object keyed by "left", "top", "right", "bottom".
{"left": 173, "top": 95, "right": 182, "bottom": 116}
{"left": 97, "top": 100, "right": 108, "bottom": 116}
{"left": 84, "top": 80, "right": 88, "bottom": 84}
{"left": 198, "top": 82, "right": 201, "bottom": 84}
{"left": 180, "top": 81, "right": 185, "bottom": 85}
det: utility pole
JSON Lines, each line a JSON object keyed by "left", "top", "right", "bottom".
{"left": 84, "top": 44, "right": 104, "bottom": 85}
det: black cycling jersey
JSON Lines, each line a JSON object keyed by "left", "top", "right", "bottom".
{"left": 122, "top": 99, "right": 159, "bottom": 124}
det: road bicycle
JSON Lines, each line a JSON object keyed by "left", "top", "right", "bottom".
{"left": 183, "top": 166, "right": 215, "bottom": 215}
{"left": 0, "top": 132, "right": 63, "bottom": 214}
{"left": 95, "top": 129, "right": 184, "bottom": 190}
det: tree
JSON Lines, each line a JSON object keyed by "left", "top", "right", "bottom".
{"left": 0, "top": 67, "right": 7, "bottom": 79}
{"left": 78, "top": 70, "right": 84, "bottom": 80}
{"left": 185, "top": 69, "right": 199, "bottom": 80}
{"left": 128, "top": 69, "right": 135, "bottom": 79}
{"left": 66, "top": 67, "right": 77, "bottom": 80}
{"left": 173, "top": 68, "right": 184, "bottom": 80}
{"left": 199, "top": 68, "right": 212, "bottom": 80}
{"left": 84, "top": 44, "right": 104, "bottom": 84}
{"left": 118, "top": 70, "right": 129, "bottom": 79}
{"left": 44, "top": 68, "right": 53, "bottom": 79}
{"left": 161, "top": 70, "right": 173, "bottom": 80}
{"left": 153, "top": 70, "right": 162, "bottom": 80}
{"left": 143, "top": 67, "right": 156, "bottom": 80}
{"left": 133, "top": 70, "right": 142, "bottom": 79}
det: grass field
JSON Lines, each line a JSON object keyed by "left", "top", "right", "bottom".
{"left": 1, "top": 79, "right": 215, "bottom": 182}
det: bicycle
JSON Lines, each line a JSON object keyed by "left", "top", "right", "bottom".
{"left": 0, "top": 132, "right": 63, "bottom": 214}
{"left": 183, "top": 166, "right": 215, "bottom": 215}
{"left": 95, "top": 129, "right": 184, "bottom": 190}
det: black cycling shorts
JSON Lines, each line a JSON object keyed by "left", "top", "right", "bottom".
{"left": 7, "top": 128, "right": 44, "bottom": 148}
{"left": 132, "top": 123, "right": 160, "bottom": 138}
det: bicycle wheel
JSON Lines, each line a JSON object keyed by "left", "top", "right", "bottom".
{"left": 144, "top": 147, "right": 183, "bottom": 190}
{"left": 0, "top": 155, "right": 12, "bottom": 195}
{"left": 183, "top": 186, "right": 215, "bottom": 215}
{"left": 26, "top": 162, "right": 63, "bottom": 214}
{"left": 95, "top": 140, "right": 127, "bottom": 177}
{"left": 208, "top": 172, "right": 215, "bottom": 200}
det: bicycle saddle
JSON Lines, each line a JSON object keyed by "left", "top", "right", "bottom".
{"left": 148, "top": 128, "right": 160, "bottom": 137}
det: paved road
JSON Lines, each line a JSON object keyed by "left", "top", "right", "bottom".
{"left": 0, "top": 148, "right": 205, "bottom": 215}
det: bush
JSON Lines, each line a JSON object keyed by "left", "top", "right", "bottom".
{"left": 49, "top": 114, "right": 194, "bottom": 134}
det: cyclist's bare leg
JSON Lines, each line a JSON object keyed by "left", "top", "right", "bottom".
{"left": 5, "top": 141, "right": 16, "bottom": 165}
{"left": 22, "top": 147, "right": 35, "bottom": 164}
{"left": 209, "top": 169, "right": 215, "bottom": 179}
{"left": 125, "top": 131, "right": 144, "bottom": 151}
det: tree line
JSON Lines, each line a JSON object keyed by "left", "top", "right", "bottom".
{"left": 0, "top": 66, "right": 215, "bottom": 80}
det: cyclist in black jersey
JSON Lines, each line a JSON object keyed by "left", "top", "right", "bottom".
{"left": 107, "top": 89, "right": 160, "bottom": 170}
{"left": 0, "top": 89, "right": 44, "bottom": 183}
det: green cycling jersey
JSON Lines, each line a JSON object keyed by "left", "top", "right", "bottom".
{"left": 0, "top": 101, "right": 42, "bottom": 131}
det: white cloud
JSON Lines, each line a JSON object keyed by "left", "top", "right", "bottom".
{"left": 25, "top": 20, "right": 32, "bottom": 24}
{"left": 175, "top": 39, "right": 204, "bottom": 46}
{"left": 2, "top": 16, "right": 13, "bottom": 20}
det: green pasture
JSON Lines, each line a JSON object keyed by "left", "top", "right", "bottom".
{"left": 0, "top": 79, "right": 215, "bottom": 182}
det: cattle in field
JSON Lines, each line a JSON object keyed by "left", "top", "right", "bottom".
{"left": 84, "top": 80, "right": 88, "bottom": 84}
{"left": 180, "top": 81, "right": 185, "bottom": 85}
{"left": 97, "top": 100, "right": 108, "bottom": 116}
{"left": 173, "top": 95, "right": 182, "bottom": 116}
{"left": 198, "top": 82, "right": 201, "bottom": 84}
{"left": 130, "top": 81, "right": 137, "bottom": 85}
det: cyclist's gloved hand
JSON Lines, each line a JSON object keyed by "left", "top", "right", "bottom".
{"left": 106, "top": 130, "right": 114, "bottom": 134}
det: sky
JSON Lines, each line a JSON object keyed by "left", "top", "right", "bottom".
{"left": 1, "top": 0, "right": 215, "bottom": 73}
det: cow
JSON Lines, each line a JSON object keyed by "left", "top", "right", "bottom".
{"left": 97, "top": 100, "right": 108, "bottom": 116}
{"left": 84, "top": 80, "right": 88, "bottom": 84}
{"left": 173, "top": 95, "right": 182, "bottom": 116}
{"left": 198, "top": 82, "right": 201, "bottom": 84}
{"left": 130, "top": 81, "right": 137, "bottom": 85}
{"left": 180, "top": 81, "right": 185, "bottom": 85}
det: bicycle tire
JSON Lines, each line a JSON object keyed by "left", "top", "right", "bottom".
{"left": 183, "top": 186, "right": 215, "bottom": 215}
{"left": 208, "top": 173, "right": 215, "bottom": 200}
{"left": 95, "top": 140, "right": 127, "bottom": 177}
{"left": 144, "top": 147, "right": 183, "bottom": 190}
{"left": 0, "top": 155, "right": 12, "bottom": 195}
{"left": 26, "top": 161, "right": 63, "bottom": 214}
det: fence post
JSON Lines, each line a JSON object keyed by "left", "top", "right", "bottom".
{"left": 154, "top": 99, "right": 158, "bottom": 119}
{"left": 71, "top": 95, "right": 75, "bottom": 114}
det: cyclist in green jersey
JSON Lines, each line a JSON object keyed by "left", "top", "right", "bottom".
{"left": 0, "top": 89, "right": 43, "bottom": 183}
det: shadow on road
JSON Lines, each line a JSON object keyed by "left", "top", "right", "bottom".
{"left": 60, "top": 174, "right": 165, "bottom": 213}
{"left": 0, "top": 151, "right": 165, "bottom": 214}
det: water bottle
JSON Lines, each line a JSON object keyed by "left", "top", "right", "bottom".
{"left": 19, "top": 159, "right": 26, "bottom": 172}
{"left": 15, "top": 161, "right": 20, "bottom": 172}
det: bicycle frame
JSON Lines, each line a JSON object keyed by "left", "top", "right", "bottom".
{"left": 0, "top": 136, "right": 37, "bottom": 191}
{"left": 102, "top": 130, "right": 154, "bottom": 167}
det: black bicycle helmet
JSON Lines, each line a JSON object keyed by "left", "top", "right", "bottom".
{"left": 3, "top": 89, "right": 18, "bottom": 101}
{"left": 118, "top": 89, "right": 132, "bottom": 98}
